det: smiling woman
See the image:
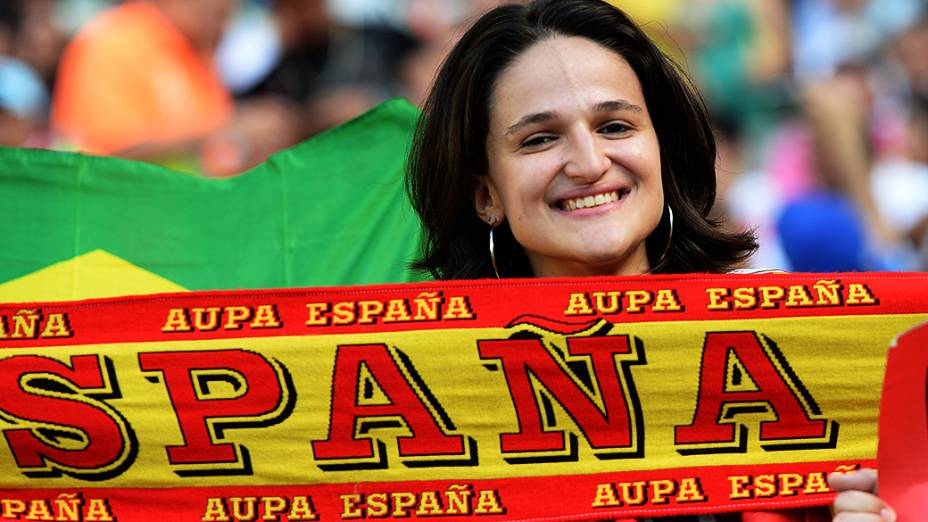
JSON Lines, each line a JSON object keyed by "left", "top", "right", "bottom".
{"left": 406, "top": 0, "right": 756, "bottom": 280}
{"left": 404, "top": 1, "right": 841, "bottom": 520}
{"left": 407, "top": 0, "right": 831, "bottom": 522}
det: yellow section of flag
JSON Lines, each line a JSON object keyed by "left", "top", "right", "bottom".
{"left": 0, "top": 250, "right": 186, "bottom": 302}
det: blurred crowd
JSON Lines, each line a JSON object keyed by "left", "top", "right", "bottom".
{"left": 0, "top": 0, "right": 926, "bottom": 272}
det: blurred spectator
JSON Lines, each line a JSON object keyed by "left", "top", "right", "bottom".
{"left": 50, "top": 0, "right": 240, "bottom": 175}
{"left": 0, "top": 1, "right": 50, "bottom": 147}
{"left": 15, "top": 0, "right": 67, "bottom": 90}
{"left": 792, "top": 0, "right": 922, "bottom": 83}
{"left": 218, "top": 0, "right": 410, "bottom": 137}
{"left": 893, "top": 12, "right": 928, "bottom": 101}
{"left": 219, "top": 0, "right": 332, "bottom": 101}
{"left": 218, "top": 0, "right": 480, "bottom": 137}
{"left": 798, "top": 4, "right": 926, "bottom": 265}
{"left": 399, "top": 0, "right": 511, "bottom": 105}
{"left": 777, "top": 192, "right": 871, "bottom": 272}
{"left": 0, "top": 59, "right": 48, "bottom": 147}
{"left": 680, "top": 0, "right": 792, "bottom": 141}
{"left": 638, "top": 0, "right": 928, "bottom": 272}
{"left": 723, "top": 120, "right": 814, "bottom": 271}
{"left": 870, "top": 93, "right": 928, "bottom": 268}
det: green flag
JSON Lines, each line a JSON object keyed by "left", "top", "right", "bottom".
{"left": 0, "top": 99, "right": 426, "bottom": 302}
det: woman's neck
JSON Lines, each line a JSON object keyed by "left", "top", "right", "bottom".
{"left": 528, "top": 251, "right": 651, "bottom": 278}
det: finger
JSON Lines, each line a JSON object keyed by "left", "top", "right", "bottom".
{"left": 833, "top": 490, "right": 885, "bottom": 513}
{"left": 832, "top": 514, "right": 890, "bottom": 522}
{"left": 828, "top": 468, "right": 878, "bottom": 493}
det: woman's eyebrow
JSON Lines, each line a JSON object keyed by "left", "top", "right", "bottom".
{"left": 594, "top": 99, "right": 643, "bottom": 114}
{"left": 504, "top": 100, "right": 642, "bottom": 137}
{"left": 505, "top": 111, "right": 558, "bottom": 136}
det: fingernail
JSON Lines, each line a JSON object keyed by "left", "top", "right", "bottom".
{"left": 882, "top": 507, "right": 897, "bottom": 522}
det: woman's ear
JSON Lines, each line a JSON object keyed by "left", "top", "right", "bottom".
{"left": 474, "top": 176, "right": 505, "bottom": 226}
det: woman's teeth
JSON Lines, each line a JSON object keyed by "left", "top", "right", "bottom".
{"left": 562, "top": 191, "right": 620, "bottom": 211}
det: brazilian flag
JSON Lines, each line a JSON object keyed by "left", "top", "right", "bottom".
{"left": 0, "top": 99, "right": 425, "bottom": 302}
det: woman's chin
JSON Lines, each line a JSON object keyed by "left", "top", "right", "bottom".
{"left": 532, "top": 249, "right": 649, "bottom": 278}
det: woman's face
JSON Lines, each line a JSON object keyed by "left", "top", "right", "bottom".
{"left": 480, "top": 36, "right": 663, "bottom": 277}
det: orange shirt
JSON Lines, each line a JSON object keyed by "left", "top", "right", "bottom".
{"left": 51, "top": 1, "right": 232, "bottom": 154}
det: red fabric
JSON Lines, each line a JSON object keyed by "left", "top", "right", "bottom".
{"left": 740, "top": 507, "right": 832, "bottom": 522}
{"left": 742, "top": 511, "right": 804, "bottom": 522}
{"left": 614, "top": 507, "right": 833, "bottom": 521}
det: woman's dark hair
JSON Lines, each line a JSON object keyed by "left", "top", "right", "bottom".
{"left": 406, "top": 0, "right": 757, "bottom": 279}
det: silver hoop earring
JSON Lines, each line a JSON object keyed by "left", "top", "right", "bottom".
{"left": 653, "top": 205, "right": 674, "bottom": 271}
{"left": 489, "top": 225, "right": 501, "bottom": 279}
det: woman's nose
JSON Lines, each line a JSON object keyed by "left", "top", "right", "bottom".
{"left": 562, "top": 129, "right": 610, "bottom": 181}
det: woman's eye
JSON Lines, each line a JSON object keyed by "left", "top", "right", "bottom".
{"left": 599, "top": 122, "right": 631, "bottom": 135}
{"left": 521, "top": 135, "right": 557, "bottom": 148}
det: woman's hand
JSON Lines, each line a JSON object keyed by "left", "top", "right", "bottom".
{"left": 828, "top": 468, "right": 896, "bottom": 521}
